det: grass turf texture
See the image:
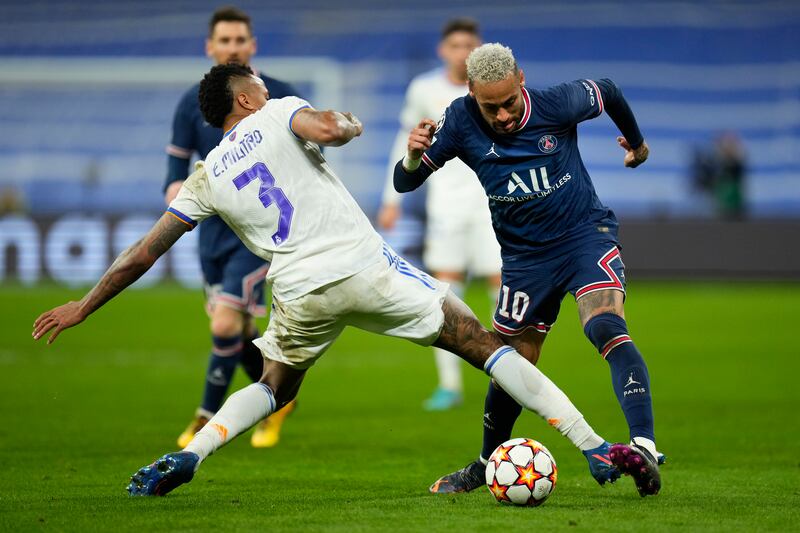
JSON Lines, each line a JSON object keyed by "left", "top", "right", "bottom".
{"left": 2, "top": 281, "right": 799, "bottom": 531}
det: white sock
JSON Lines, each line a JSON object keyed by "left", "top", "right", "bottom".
{"left": 433, "top": 280, "right": 464, "bottom": 392}
{"left": 632, "top": 436, "right": 658, "bottom": 459}
{"left": 433, "top": 348, "right": 462, "bottom": 392}
{"left": 485, "top": 346, "right": 604, "bottom": 451}
{"left": 184, "top": 383, "right": 275, "bottom": 465}
{"left": 446, "top": 280, "right": 465, "bottom": 300}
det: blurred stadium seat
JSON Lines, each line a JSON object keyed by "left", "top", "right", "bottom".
{"left": 0, "top": 0, "right": 798, "bottom": 282}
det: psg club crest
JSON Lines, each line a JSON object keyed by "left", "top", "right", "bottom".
{"left": 538, "top": 135, "right": 557, "bottom": 153}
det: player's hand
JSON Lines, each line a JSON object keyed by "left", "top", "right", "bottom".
{"left": 342, "top": 112, "right": 363, "bottom": 137}
{"left": 32, "top": 301, "right": 87, "bottom": 345}
{"left": 407, "top": 119, "right": 437, "bottom": 160}
{"left": 164, "top": 180, "right": 184, "bottom": 206}
{"left": 618, "top": 137, "right": 649, "bottom": 168}
{"left": 377, "top": 204, "right": 401, "bottom": 230}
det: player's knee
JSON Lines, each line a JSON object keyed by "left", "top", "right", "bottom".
{"left": 210, "top": 309, "right": 245, "bottom": 338}
{"left": 583, "top": 312, "right": 629, "bottom": 354}
{"left": 503, "top": 334, "right": 542, "bottom": 365}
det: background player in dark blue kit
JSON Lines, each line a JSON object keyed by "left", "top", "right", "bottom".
{"left": 394, "top": 43, "right": 662, "bottom": 497}
{"left": 164, "top": 6, "right": 299, "bottom": 449}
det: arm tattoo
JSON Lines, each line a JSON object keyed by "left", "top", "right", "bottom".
{"left": 79, "top": 214, "right": 188, "bottom": 316}
{"left": 434, "top": 292, "right": 504, "bottom": 369}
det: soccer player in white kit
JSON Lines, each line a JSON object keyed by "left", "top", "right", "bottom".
{"left": 33, "top": 64, "right": 622, "bottom": 497}
{"left": 378, "top": 19, "right": 502, "bottom": 411}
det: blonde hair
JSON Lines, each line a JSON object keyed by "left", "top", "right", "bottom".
{"left": 466, "top": 43, "right": 518, "bottom": 83}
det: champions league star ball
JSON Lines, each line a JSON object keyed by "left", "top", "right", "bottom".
{"left": 485, "top": 438, "right": 557, "bottom": 506}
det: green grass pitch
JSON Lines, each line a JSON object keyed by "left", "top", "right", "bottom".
{"left": 2, "top": 281, "right": 799, "bottom": 531}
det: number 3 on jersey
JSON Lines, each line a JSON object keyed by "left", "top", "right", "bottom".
{"left": 497, "top": 285, "right": 530, "bottom": 322}
{"left": 232, "top": 162, "right": 294, "bottom": 245}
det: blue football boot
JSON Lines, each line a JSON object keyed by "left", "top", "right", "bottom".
{"left": 423, "top": 388, "right": 463, "bottom": 411}
{"left": 582, "top": 441, "right": 621, "bottom": 485}
{"left": 609, "top": 443, "right": 661, "bottom": 497}
{"left": 127, "top": 451, "right": 199, "bottom": 496}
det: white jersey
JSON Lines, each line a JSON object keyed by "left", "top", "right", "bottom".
{"left": 169, "top": 96, "right": 383, "bottom": 302}
{"left": 382, "top": 68, "right": 487, "bottom": 215}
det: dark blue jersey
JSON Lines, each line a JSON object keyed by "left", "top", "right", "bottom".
{"left": 396, "top": 79, "right": 643, "bottom": 258}
{"left": 164, "top": 73, "right": 299, "bottom": 259}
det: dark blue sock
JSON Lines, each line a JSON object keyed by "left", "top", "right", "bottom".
{"left": 240, "top": 329, "right": 264, "bottom": 383}
{"left": 200, "top": 335, "right": 243, "bottom": 414}
{"left": 584, "top": 313, "right": 655, "bottom": 442}
{"left": 480, "top": 380, "right": 523, "bottom": 461}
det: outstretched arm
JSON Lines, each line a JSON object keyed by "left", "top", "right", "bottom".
{"left": 32, "top": 213, "right": 189, "bottom": 344}
{"left": 593, "top": 79, "right": 649, "bottom": 168}
{"left": 290, "top": 108, "right": 363, "bottom": 147}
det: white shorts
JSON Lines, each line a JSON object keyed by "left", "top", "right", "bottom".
{"left": 253, "top": 245, "right": 449, "bottom": 369}
{"left": 424, "top": 209, "right": 502, "bottom": 276}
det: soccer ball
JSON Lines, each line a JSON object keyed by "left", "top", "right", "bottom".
{"left": 485, "top": 437, "right": 557, "bottom": 506}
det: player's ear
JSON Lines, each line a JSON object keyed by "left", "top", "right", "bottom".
{"left": 236, "top": 90, "right": 253, "bottom": 111}
{"left": 249, "top": 36, "right": 258, "bottom": 57}
{"left": 518, "top": 69, "right": 526, "bottom": 86}
{"left": 205, "top": 38, "right": 213, "bottom": 59}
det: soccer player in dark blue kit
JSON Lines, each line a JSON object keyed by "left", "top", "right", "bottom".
{"left": 165, "top": 6, "right": 298, "bottom": 449}
{"left": 394, "top": 43, "right": 662, "bottom": 497}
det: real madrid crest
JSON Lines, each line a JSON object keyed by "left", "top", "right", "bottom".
{"left": 435, "top": 113, "right": 446, "bottom": 133}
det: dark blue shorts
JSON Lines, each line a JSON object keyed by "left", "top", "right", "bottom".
{"left": 200, "top": 242, "right": 270, "bottom": 317}
{"left": 492, "top": 225, "right": 625, "bottom": 336}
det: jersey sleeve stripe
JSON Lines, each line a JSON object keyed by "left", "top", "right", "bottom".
{"left": 421, "top": 153, "right": 440, "bottom": 171}
{"left": 166, "top": 207, "right": 197, "bottom": 229}
{"left": 587, "top": 79, "right": 604, "bottom": 115}
{"left": 166, "top": 144, "right": 192, "bottom": 159}
{"left": 288, "top": 105, "right": 312, "bottom": 139}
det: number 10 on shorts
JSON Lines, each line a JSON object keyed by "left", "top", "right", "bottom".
{"left": 497, "top": 285, "right": 530, "bottom": 322}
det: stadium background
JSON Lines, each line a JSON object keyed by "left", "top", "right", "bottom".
{"left": 1, "top": 1, "right": 799, "bottom": 531}
{"left": 1, "top": 0, "right": 799, "bottom": 283}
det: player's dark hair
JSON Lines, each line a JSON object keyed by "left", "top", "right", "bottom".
{"left": 441, "top": 17, "right": 480, "bottom": 40}
{"left": 199, "top": 63, "right": 254, "bottom": 129}
{"left": 209, "top": 5, "right": 252, "bottom": 37}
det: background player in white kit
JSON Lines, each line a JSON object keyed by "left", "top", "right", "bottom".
{"left": 378, "top": 18, "right": 502, "bottom": 411}
{"left": 33, "top": 64, "right": 629, "bottom": 497}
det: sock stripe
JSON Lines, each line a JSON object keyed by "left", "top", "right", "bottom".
{"left": 601, "top": 335, "right": 633, "bottom": 359}
{"left": 212, "top": 341, "right": 244, "bottom": 357}
{"left": 484, "top": 346, "right": 514, "bottom": 375}
{"left": 256, "top": 382, "right": 276, "bottom": 412}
